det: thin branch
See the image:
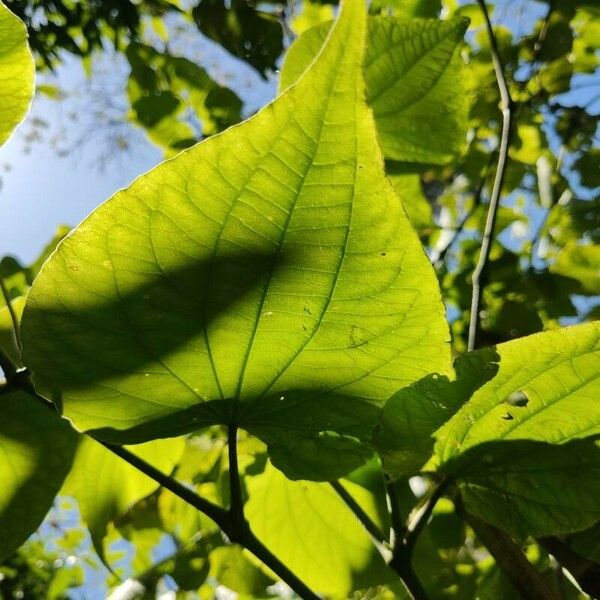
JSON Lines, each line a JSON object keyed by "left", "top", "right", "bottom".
{"left": 468, "top": 0, "right": 514, "bottom": 351}
{"left": 403, "top": 479, "right": 449, "bottom": 555}
{"left": 102, "top": 440, "right": 230, "bottom": 527}
{"left": 539, "top": 536, "right": 600, "bottom": 599}
{"left": 455, "top": 497, "right": 559, "bottom": 600}
{"left": 330, "top": 480, "right": 386, "bottom": 543}
{"left": 386, "top": 479, "right": 429, "bottom": 600}
{"left": 434, "top": 159, "right": 492, "bottom": 267}
{"left": 0, "top": 276, "right": 21, "bottom": 354}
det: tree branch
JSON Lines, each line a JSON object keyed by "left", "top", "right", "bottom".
{"left": 386, "top": 479, "right": 429, "bottom": 600}
{"left": 468, "top": 0, "right": 514, "bottom": 351}
{"left": 330, "top": 480, "right": 386, "bottom": 544}
{"left": 8, "top": 372, "right": 320, "bottom": 599}
{"left": 455, "top": 497, "right": 559, "bottom": 600}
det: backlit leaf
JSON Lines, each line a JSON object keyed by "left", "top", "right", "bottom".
{"left": 433, "top": 322, "right": 600, "bottom": 536}
{"left": 244, "top": 461, "right": 394, "bottom": 597}
{"left": 22, "top": 0, "right": 450, "bottom": 484}
{"left": 0, "top": 0, "right": 35, "bottom": 146}
{"left": 280, "top": 14, "right": 469, "bottom": 163}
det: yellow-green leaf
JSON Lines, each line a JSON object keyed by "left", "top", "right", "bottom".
{"left": 22, "top": 0, "right": 450, "bottom": 480}
{"left": 280, "top": 15, "right": 469, "bottom": 164}
{"left": 0, "top": 1, "right": 35, "bottom": 146}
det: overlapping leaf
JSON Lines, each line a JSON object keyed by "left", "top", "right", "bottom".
{"left": 431, "top": 322, "right": 600, "bottom": 536}
{"left": 280, "top": 14, "right": 469, "bottom": 164}
{"left": 21, "top": 0, "right": 451, "bottom": 479}
{"left": 0, "top": 0, "right": 34, "bottom": 146}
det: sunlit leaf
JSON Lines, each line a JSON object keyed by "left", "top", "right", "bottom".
{"left": 280, "top": 15, "right": 469, "bottom": 163}
{"left": 244, "top": 461, "right": 394, "bottom": 597}
{"left": 432, "top": 322, "right": 600, "bottom": 536}
{"left": 374, "top": 347, "right": 499, "bottom": 478}
{"left": 435, "top": 322, "right": 600, "bottom": 461}
{"left": 22, "top": 1, "right": 450, "bottom": 484}
{"left": 0, "top": 0, "right": 35, "bottom": 146}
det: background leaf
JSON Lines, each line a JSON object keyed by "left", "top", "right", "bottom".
{"left": 0, "top": 392, "right": 77, "bottom": 561}
{"left": 280, "top": 15, "right": 469, "bottom": 164}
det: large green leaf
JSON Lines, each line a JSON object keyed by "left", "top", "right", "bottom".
{"left": 279, "top": 15, "right": 469, "bottom": 164}
{"left": 244, "top": 461, "right": 394, "bottom": 597}
{"left": 61, "top": 436, "right": 185, "bottom": 564}
{"left": 0, "top": 0, "right": 35, "bottom": 146}
{"left": 0, "top": 392, "right": 77, "bottom": 561}
{"left": 432, "top": 322, "right": 600, "bottom": 537}
{"left": 21, "top": 0, "right": 450, "bottom": 477}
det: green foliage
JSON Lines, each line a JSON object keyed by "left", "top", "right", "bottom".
{"left": 0, "top": 0, "right": 34, "bottom": 146}
{"left": 1, "top": 0, "right": 599, "bottom": 598}
{"left": 0, "top": 392, "right": 77, "bottom": 562}
{"left": 126, "top": 43, "right": 243, "bottom": 155}
{"left": 280, "top": 15, "right": 469, "bottom": 164}
{"left": 21, "top": 1, "right": 451, "bottom": 486}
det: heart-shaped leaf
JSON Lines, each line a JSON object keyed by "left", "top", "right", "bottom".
{"left": 21, "top": 1, "right": 450, "bottom": 476}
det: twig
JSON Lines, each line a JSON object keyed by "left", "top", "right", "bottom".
{"left": 0, "top": 275, "right": 22, "bottom": 356}
{"left": 330, "top": 480, "right": 386, "bottom": 543}
{"left": 539, "top": 536, "right": 600, "bottom": 599}
{"left": 435, "top": 157, "right": 493, "bottom": 267}
{"left": 468, "top": 0, "right": 514, "bottom": 351}
{"left": 403, "top": 479, "right": 449, "bottom": 555}
{"left": 386, "top": 479, "right": 429, "bottom": 600}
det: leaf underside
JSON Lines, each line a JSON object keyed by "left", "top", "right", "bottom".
{"left": 0, "top": 1, "right": 35, "bottom": 146}
{"left": 21, "top": 0, "right": 451, "bottom": 467}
